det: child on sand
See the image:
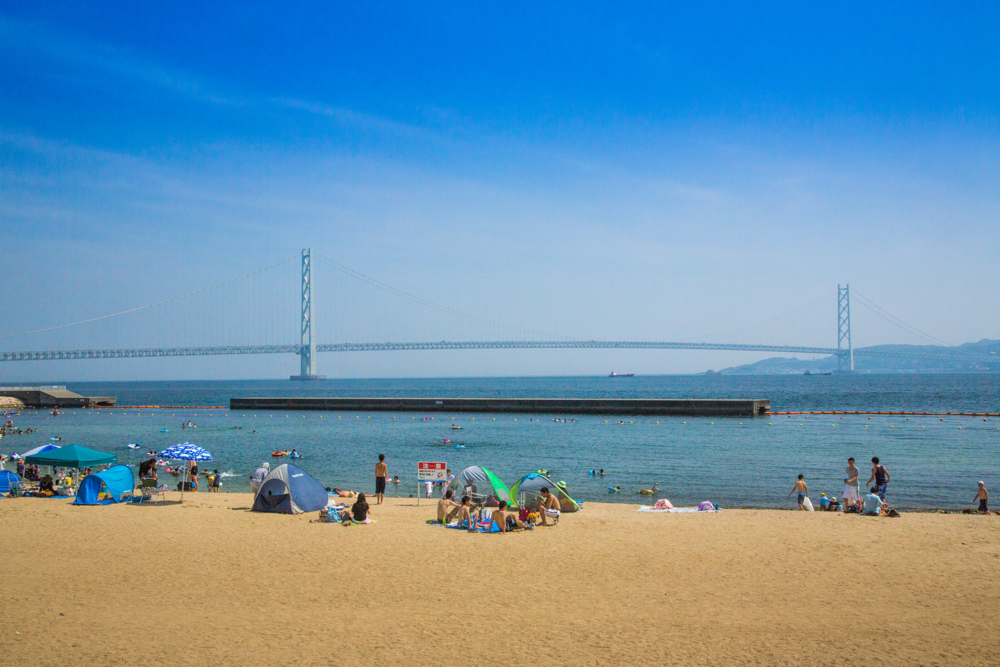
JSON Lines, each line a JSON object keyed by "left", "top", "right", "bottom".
{"left": 787, "top": 475, "right": 808, "bottom": 510}
{"left": 974, "top": 481, "right": 992, "bottom": 515}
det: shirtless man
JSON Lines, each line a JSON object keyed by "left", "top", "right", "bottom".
{"left": 538, "top": 487, "right": 561, "bottom": 526}
{"left": 437, "top": 490, "right": 462, "bottom": 523}
{"left": 974, "top": 481, "right": 993, "bottom": 515}
{"left": 374, "top": 454, "right": 388, "bottom": 505}
{"left": 492, "top": 500, "right": 526, "bottom": 533}
{"left": 787, "top": 474, "right": 808, "bottom": 510}
{"left": 456, "top": 495, "right": 480, "bottom": 530}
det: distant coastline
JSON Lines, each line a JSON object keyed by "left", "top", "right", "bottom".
{"left": 708, "top": 339, "right": 1000, "bottom": 375}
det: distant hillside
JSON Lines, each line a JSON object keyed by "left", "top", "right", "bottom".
{"left": 712, "top": 339, "right": 1000, "bottom": 374}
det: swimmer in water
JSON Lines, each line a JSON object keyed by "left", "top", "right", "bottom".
{"left": 392, "top": 476, "right": 401, "bottom": 484}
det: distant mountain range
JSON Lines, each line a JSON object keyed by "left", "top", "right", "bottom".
{"left": 708, "top": 339, "right": 1000, "bottom": 374}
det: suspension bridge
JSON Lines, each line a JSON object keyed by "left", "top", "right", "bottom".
{"left": 0, "top": 249, "right": 992, "bottom": 377}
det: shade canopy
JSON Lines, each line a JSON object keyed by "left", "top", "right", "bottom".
{"left": 158, "top": 443, "right": 213, "bottom": 461}
{"left": 23, "top": 444, "right": 117, "bottom": 468}
{"left": 73, "top": 465, "right": 135, "bottom": 505}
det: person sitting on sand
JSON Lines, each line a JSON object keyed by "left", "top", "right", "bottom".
{"left": 974, "top": 481, "right": 993, "bottom": 515}
{"left": 38, "top": 475, "right": 57, "bottom": 496}
{"left": 862, "top": 487, "right": 884, "bottom": 516}
{"left": 456, "top": 495, "right": 481, "bottom": 530}
{"left": 492, "top": 500, "right": 527, "bottom": 533}
{"left": 351, "top": 493, "right": 371, "bottom": 522}
{"left": 538, "top": 487, "right": 561, "bottom": 526}
{"left": 437, "top": 490, "right": 462, "bottom": 523}
{"left": 788, "top": 474, "right": 808, "bottom": 510}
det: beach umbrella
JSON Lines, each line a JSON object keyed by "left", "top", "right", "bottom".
{"left": 18, "top": 444, "right": 60, "bottom": 460}
{"left": 158, "top": 443, "right": 212, "bottom": 501}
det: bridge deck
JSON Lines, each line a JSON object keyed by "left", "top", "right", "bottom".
{"left": 229, "top": 396, "right": 771, "bottom": 416}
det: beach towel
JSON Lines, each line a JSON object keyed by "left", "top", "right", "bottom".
{"left": 475, "top": 519, "right": 502, "bottom": 533}
{"left": 638, "top": 505, "right": 720, "bottom": 513}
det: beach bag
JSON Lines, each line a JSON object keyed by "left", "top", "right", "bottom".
{"left": 802, "top": 496, "right": 815, "bottom": 512}
{"left": 518, "top": 508, "right": 530, "bottom": 522}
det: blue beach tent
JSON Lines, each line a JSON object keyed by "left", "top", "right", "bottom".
{"left": 73, "top": 465, "right": 135, "bottom": 505}
{"left": 0, "top": 470, "right": 22, "bottom": 494}
{"left": 251, "top": 464, "right": 328, "bottom": 514}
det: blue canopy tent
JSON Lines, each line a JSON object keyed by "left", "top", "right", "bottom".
{"left": 0, "top": 470, "right": 22, "bottom": 494}
{"left": 73, "top": 465, "right": 135, "bottom": 505}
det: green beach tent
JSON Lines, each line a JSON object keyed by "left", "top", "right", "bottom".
{"left": 23, "top": 444, "right": 117, "bottom": 468}
{"left": 509, "top": 473, "right": 581, "bottom": 512}
{"left": 446, "top": 466, "right": 514, "bottom": 508}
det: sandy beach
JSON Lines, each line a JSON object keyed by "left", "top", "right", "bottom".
{"left": 1, "top": 493, "right": 998, "bottom": 666}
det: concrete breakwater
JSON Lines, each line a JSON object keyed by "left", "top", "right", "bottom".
{"left": 230, "top": 396, "right": 771, "bottom": 416}
{"left": 0, "top": 385, "right": 115, "bottom": 408}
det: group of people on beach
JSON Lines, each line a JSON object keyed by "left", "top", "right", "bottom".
{"left": 789, "top": 456, "right": 992, "bottom": 515}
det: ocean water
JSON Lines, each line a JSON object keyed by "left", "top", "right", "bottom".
{"left": 3, "top": 374, "right": 999, "bottom": 509}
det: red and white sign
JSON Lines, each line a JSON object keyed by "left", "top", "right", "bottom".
{"left": 417, "top": 461, "right": 447, "bottom": 481}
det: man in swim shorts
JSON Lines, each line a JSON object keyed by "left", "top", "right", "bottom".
{"left": 375, "top": 454, "right": 388, "bottom": 505}
{"left": 437, "top": 489, "right": 461, "bottom": 523}
{"left": 974, "top": 481, "right": 993, "bottom": 515}
{"left": 492, "top": 500, "right": 527, "bottom": 533}
{"left": 456, "top": 495, "right": 480, "bottom": 530}
{"left": 787, "top": 474, "right": 808, "bottom": 510}
{"left": 843, "top": 457, "right": 861, "bottom": 511}
{"left": 867, "top": 457, "right": 890, "bottom": 500}
{"left": 539, "top": 487, "right": 561, "bottom": 526}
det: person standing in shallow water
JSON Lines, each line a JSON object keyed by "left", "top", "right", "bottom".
{"left": 374, "top": 454, "right": 388, "bottom": 505}
{"left": 867, "top": 457, "right": 890, "bottom": 500}
{"left": 788, "top": 474, "right": 808, "bottom": 510}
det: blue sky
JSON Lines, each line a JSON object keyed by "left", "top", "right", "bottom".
{"left": 1, "top": 2, "right": 998, "bottom": 380}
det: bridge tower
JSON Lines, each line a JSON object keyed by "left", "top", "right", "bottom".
{"left": 837, "top": 284, "right": 854, "bottom": 372}
{"left": 291, "top": 248, "right": 326, "bottom": 380}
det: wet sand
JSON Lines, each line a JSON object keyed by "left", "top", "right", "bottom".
{"left": 1, "top": 493, "right": 998, "bottom": 666}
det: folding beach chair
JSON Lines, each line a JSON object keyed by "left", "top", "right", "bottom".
{"left": 138, "top": 478, "right": 165, "bottom": 504}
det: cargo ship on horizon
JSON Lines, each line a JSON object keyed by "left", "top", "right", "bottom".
{"left": 608, "top": 372, "right": 635, "bottom": 377}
